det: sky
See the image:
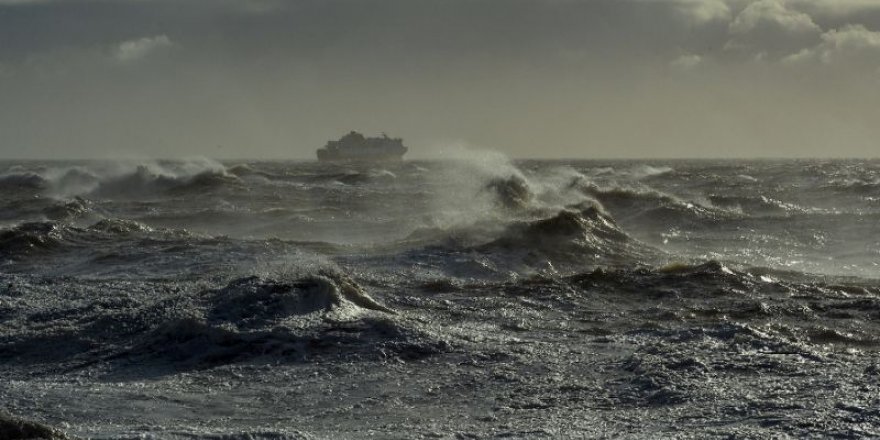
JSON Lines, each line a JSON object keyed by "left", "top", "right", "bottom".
{"left": 0, "top": 0, "right": 879, "bottom": 159}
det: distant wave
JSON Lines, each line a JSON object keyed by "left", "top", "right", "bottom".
{"left": 631, "top": 165, "right": 674, "bottom": 179}
{"left": 0, "top": 218, "right": 172, "bottom": 259}
{"left": 0, "top": 172, "right": 47, "bottom": 191}
{"left": 823, "top": 178, "right": 880, "bottom": 195}
{"left": 49, "top": 167, "right": 101, "bottom": 196}
{"left": 89, "top": 165, "right": 242, "bottom": 198}
{"left": 307, "top": 169, "right": 399, "bottom": 186}
{"left": 570, "top": 179, "right": 738, "bottom": 227}
{"left": 1, "top": 159, "right": 243, "bottom": 200}
{"left": 707, "top": 194, "right": 810, "bottom": 215}
{"left": 227, "top": 163, "right": 259, "bottom": 177}
{"left": 0, "top": 166, "right": 103, "bottom": 198}
{"left": 0, "top": 197, "right": 91, "bottom": 223}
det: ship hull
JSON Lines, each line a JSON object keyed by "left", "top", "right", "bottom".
{"left": 316, "top": 150, "right": 406, "bottom": 162}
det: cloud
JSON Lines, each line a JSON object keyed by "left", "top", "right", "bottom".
{"left": 666, "top": 0, "right": 732, "bottom": 25}
{"left": 726, "top": 0, "right": 822, "bottom": 57}
{"left": 9, "top": 34, "right": 175, "bottom": 76}
{"left": 729, "top": 0, "right": 821, "bottom": 35}
{"left": 113, "top": 35, "right": 173, "bottom": 63}
{"left": 789, "top": 0, "right": 880, "bottom": 17}
{"left": 669, "top": 53, "right": 702, "bottom": 70}
{"left": 784, "top": 24, "right": 880, "bottom": 68}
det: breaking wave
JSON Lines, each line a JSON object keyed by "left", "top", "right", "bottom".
{"left": 483, "top": 174, "right": 533, "bottom": 210}
{"left": 1, "top": 159, "right": 242, "bottom": 200}
{"left": 89, "top": 164, "right": 241, "bottom": 198}
{"left": 488, "top": 205, "right": 624, "bottom": 250}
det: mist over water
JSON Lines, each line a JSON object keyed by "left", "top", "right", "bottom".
{"left": 1, "top": 155, "right": 880, "bottom": 438}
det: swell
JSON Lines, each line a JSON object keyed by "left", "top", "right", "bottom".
{"left": 567, "top": 259, "right": 880, "bottom": 352}
{"left": 573, "top": 179, "right": 738, "bottom": 227}
{"left": 0, "top": 272, "right": 451, "bottom": 377}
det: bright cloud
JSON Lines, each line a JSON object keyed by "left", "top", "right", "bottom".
{"left": 725, "top": 0, "right": 822, "bottom": 58}
{"left": 789, "top": 0, "right": 880, "bottom": 18}
{"left": 669, "top": 0, "right": 732, "bottom": 25}
{"left": 730, "top": 0, "right": 821, "bottom": 35}
{"left": 784, "top": 24, "right": 880, "bottom": 67}
{"left": 669, "top": 53, "right": 703, "bottom": 70}
{"left": 114, "top": 35, "right": 173, "bottom": 63}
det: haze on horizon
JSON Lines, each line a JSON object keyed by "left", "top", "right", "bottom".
{"left": 1, "top": 0, "right": 879, "bottom": 160}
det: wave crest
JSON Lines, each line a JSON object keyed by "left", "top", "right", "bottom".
{"left": 484, "top": 175, "right": 533, "bottom": 210}
{"left": 90, "top": 164, "right": 241, "bottom": 198}
{"left": 0, "top": 222, "right": 65, "bottom": 257}
{"left": 480, "top": 204, "right": 653, "bottom": 267}
{"left": 2, "top": 159, "right": 242, "bottom": 200}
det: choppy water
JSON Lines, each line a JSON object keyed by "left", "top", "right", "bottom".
{"left": 1, "top": 156, "right": 878, "bottom": 438}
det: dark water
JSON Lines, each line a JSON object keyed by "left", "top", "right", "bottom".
{"left": 1, "top": 156, "right": 878, "bottom": 438}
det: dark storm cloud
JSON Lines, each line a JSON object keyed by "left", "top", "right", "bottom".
{"left": 1, "top": 0, "right": 879, "bottom": 158}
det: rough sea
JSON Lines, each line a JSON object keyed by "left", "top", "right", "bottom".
{"left": 1, "top": 155, "right": 879, "bottom": 439}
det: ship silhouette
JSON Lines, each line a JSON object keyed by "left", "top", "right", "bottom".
{"left": 316, "top": 131, "right": 408, "bottom": 162}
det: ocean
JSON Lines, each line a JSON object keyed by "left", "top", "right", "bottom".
{"left": 1, "top": 155, "right": 879, "bottom": 438}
